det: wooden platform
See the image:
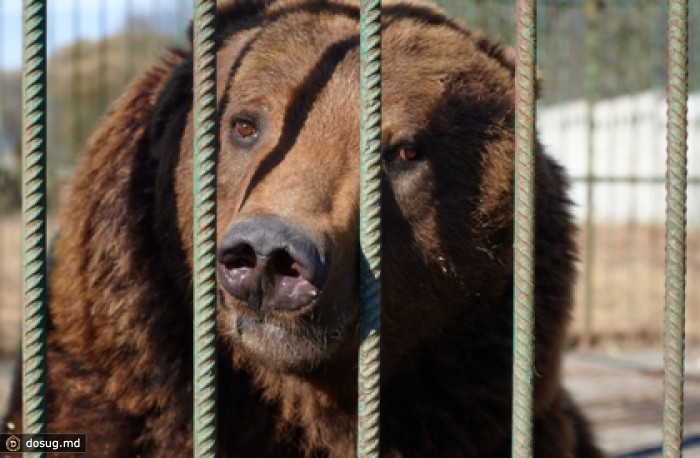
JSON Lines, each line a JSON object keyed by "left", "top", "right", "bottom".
{"left": 565, "top": 347, "right": 700, "bottom": 457}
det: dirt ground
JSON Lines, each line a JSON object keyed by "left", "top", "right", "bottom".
{"left": 565, "top": 348, "right": 700, "bottom": 457}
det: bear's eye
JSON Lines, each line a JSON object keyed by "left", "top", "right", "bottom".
{"left": 389, "top": 143, "right": 420, "bottom": 162}
{"left": 230, "top": 118, "right": 259, "bottom": 146}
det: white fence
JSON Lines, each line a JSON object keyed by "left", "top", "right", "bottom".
{"left": 539, "top": 90, "right": 700, "bottom": 225}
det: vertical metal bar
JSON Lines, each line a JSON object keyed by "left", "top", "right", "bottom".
{"left": 546, "top": 4, "right": 559, "bottom": 103}
{"left": 357, "top": 0, "right": 382, "bottom": 455}
{"left": 582, "top": 0, "right": 598, "bottom": 349}
{"left": 98, "top": 0, "right": 108, "bottom": 113}
{"left": 72, "top": 0, "right": 81, "bottom": 157}
{"left": 192, "top": 0, "right": 218, "bottom": 456}
{"left": 147, "top": 0, "right": 155, "bottom": 59}
{"left": 512, "top": 0, "right": 536, "bottom": 456}
{"left": 663, "top": 0, "right": 689, "bottom": 456}
{"left": 21, "top": 0, "right": 48, "bottom": 446}
{"left": 125, "top": 0, "right": 134, "bottom": 85}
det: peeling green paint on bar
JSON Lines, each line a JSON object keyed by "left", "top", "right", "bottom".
{"left": 663, "top": 1, "right": 689, "bottom": 457}
{"left": 192, "top": 0, "right": 218, "bottom": 456}
{"left": 357, "top": 0, "right": 382, "bottom": 455}
{"left": 512, "top": 0, "right": 536, "bottom": 457}
{"left": 21, "top": 0, "right": 48, "bottom": 448}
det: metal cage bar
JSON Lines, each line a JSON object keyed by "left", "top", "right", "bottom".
{"left": 512, "top": 0, "right": 537, "bottom": 456}
{"left": 357, "top": 0, "right": 382, "bottom": 455}
{"left": 582, "top": 0, "right": 598, "bottom": 350}
{"left": 21, "top": 0, "right": 48, "bottom": 444}
{"left": 663, "top": 0, "right": 689, "bottom": 456}
{"left": 192, "top": 0, "right": 218, "bottom": 456}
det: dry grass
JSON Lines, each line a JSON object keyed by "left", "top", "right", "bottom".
{"left": 0, "top": 213, "right": 21, "bottom": 356}
{"left": 0, "top": 212, "right": 59, "bottom": 357}
{"left": 568, "top": 223, "right": 700, "bottom": 346}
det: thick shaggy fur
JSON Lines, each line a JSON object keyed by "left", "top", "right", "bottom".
{"left": 3, "top": 0, "right": 604, "bottom": 456}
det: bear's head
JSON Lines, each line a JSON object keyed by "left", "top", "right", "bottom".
{"left": 148, "top": 0, "right": 572, "bottom": 378}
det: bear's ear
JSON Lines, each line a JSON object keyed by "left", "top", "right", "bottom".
{"left": 187, "top": 0, "right": 275, "bottom": 44}
{"left": 470, "top": 31, "right": 543, "bottom": 99}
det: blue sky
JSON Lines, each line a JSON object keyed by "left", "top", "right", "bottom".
{"left": 1, "top": 0, "right": 191, "bottom": 70}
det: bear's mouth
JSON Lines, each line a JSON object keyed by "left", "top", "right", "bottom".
{"left": 217, "top": 286, "right": 357, "bottom": 372}
{"left": 235, "top": 313, "right": 260, "bottom": 334}
{"left": 214, "top": 217, "right": 357, "bottom": 371}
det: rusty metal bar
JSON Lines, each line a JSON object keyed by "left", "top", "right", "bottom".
{"left": 663, "top": 0, "right": 689, "bottom": 456}
{"left": 582, "top": 0, "right": 599, "bottom": 349}
{"left": 512, "top": 0, "right": 536, "bottom": 456}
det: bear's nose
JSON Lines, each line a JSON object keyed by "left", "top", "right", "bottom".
{"left": 217, "top": 217, "right": 330, "bottom": 313}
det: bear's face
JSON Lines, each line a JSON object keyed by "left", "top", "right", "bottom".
{"left": 172, "top": 2, "right": 518, "bottom": 374}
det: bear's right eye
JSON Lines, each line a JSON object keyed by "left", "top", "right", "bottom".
{"left": 230, "top": 118, "right": 259, "bottom": 147}
{"left": 385, "top": 141, "right": 423, "bottom": 166}
{"left": 392, "top": 144, "right": 420, "bottom": 162}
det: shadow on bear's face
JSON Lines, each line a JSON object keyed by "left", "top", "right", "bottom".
{"left": 172, "top": 2, "right": 517, "bottom": 374}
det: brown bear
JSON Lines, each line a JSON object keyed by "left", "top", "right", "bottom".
{"left": 3, "top": 0, "right": 604, "bottom": 456}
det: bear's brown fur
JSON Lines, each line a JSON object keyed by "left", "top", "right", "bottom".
{"left": 3, "top": 0, "right": 604, "bottom": 456}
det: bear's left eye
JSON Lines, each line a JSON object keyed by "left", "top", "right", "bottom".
{"left": 396, "top": 145, "right": 419, "bottom": 161}
{"left": 230, "top": 118, "right": 259, "bottom": 146}
{"left": 388, "top": 143, "right": 421, "bottom": 162}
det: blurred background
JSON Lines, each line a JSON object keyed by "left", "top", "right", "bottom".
{"left": 1, "top": 0, "right": 699, "bottom": 456}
